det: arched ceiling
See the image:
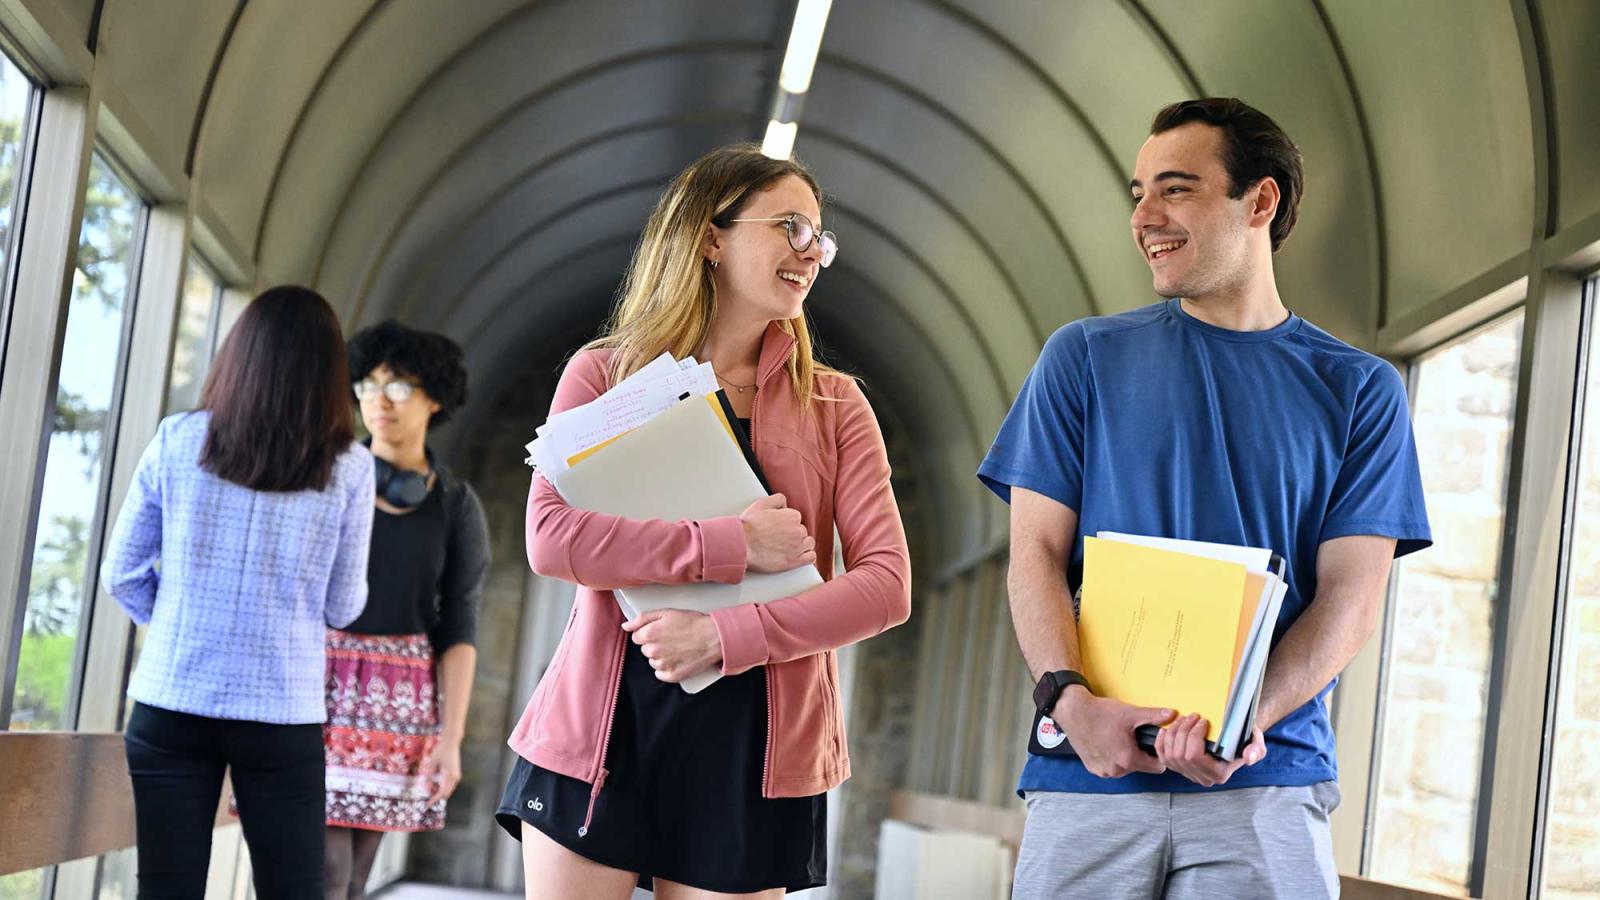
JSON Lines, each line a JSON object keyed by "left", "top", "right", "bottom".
{"left": 67, "top": 0, "right": 1595, "bottom": 562}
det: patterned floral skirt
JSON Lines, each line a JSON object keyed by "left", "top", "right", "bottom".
{"left": 324, "top": 629, "right": 445, "bottom": 832}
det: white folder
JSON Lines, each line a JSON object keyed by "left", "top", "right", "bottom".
{"left": 550, "top": 395, "right": 823, "bottom": 693}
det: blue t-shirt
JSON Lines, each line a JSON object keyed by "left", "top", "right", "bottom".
{"left": 977, "top": 299, "right": 1431, "bottom": 795}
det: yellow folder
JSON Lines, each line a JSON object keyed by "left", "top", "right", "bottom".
{"left": 1079, "top": 536, "right": 1248, "bottom": 743}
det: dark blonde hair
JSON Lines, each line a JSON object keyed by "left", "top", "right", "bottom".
{"left": 586, "top": 143, "right": 841, "bottom": 405}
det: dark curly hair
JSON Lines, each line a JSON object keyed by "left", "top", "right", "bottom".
{"left": 347, "top": 320, "right": 468, "bottom": 427}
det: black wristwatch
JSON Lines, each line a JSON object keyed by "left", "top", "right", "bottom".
{"left": 1033, "top": 670, "right": 1092, "bottom": 716}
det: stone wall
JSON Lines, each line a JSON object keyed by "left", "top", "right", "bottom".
{"left": 1369, "top": 315, "right": 1519, "bottom": 894}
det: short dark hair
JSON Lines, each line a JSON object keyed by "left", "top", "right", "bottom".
{"left": 346, "top": 320, "right": 468, "bottom": 427}
{"left": 1150, "top": 98, "right": 1304, "bottom": 252}
{"left": 199, "top": 286, "right": 354, "bottom": 492}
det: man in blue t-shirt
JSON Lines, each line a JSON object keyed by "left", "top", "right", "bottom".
{"left": 978, "top": 98, "right": 1431, "bottom": 898}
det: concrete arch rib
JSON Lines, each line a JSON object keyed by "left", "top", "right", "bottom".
{"left": 401, "top": 116, "right": 1034, "bottom": 401}
{"left": 250, "top": 0, "right": 396, "bottom": 259}
{"left": 1117, "top": 0, "right": 1207, "bottom": 97}
{"left": 382, "top": 116, "right": 750, "bottom": 327}
{"left": 428, "top": 179, "right": 665, "bottom": 333}
{"left": 317, "top": 41, "right": 771, "bottom": 324}
{"left": 813, "top": 4, "right": 1161, "bottom": 323}
{"left": 808, "top": 53, "right": 1110, "bottom": 323}
{"left": 266, "top": 0, "right": 784, "bottom": 293}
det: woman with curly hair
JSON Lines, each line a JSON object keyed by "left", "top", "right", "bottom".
{"left": 324, "top": 321, "right": 490, "bottom": 900}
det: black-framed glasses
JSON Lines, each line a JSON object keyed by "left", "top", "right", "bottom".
{"left": 353, "top": 379, "right": 417, "bottom": 403}
{"left": 726, "top": 212, "right": 838, "bottom": 268}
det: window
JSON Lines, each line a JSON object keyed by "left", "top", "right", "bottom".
{"left": 164, "top": 253, "right": 221, "bottom": 414}
{"left": 1541, "top": 280, "right": 1600, "bottom": 899}
{"left": 1368, "top": 311, "right": 1524, "bottom": 895}
{"left": 8, "top": 152, "right": 146, "bottom": 730}
{"left": 0, "top": 49, "right": 39, "bottom": 363}
{"left": 96, "top": 846, "right": 135, "bottom": 899}
{"left": 0, "top": 868, "right": 47, "bottom": 900}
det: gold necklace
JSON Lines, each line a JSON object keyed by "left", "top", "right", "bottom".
{"left": 716, "top": 372, "right": 756, "bottom": 394}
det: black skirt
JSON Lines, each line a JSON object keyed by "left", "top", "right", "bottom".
{"left": 496, "top": 639, "right": 827, "bottom": 893}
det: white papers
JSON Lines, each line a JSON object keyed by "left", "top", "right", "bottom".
{"left": 552, "top": 397, "right": 822, "bottom": 693}
{"left": 524, "top": 353, "right": 822, "bottom": 694}
{"left": 524, "top": 353, "right": 719, "bottom": 475}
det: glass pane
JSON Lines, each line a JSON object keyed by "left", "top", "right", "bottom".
{"left": 97, "top": 846, "right": 137, "bottom": 900}
{"left": 165, "top": 255, "right": 218, "bottom": 413}
{"left": 0, "top": 867, "right": 47, "bottom": 900}
{"left": 0, "top": 53, "right": 34, "bottom": 290}
{"left": 1544, "top": 285, "right": 1600, "bottom": 900}
{"left": 1369, "top": 311, "right": 1524, "bottom": 896}
{"left": 9, "top": 153, "right": 143, "bottom": 730}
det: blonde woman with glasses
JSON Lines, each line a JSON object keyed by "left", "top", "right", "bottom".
{"left": 496, "top": 143, "right": 911, "bottom": 899}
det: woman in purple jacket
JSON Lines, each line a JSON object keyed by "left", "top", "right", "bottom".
{"left": 102, "top": 286, "right": 375, "bottom": 900}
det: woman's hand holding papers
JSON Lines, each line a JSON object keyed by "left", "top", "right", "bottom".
{"left": 740, "top": 494, "right": 817, "bottom": 572}
{"left": 1055, "top": 688, "right": 1174, "bottom": 778}
{"left": 623, "top": 609, "right": 723, "bottom": 683}
{"left": 1154, "top": 715, "right": 1267, "bottom": 787}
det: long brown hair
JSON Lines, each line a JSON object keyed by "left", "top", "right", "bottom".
{"left": 199, "top": 286, "right": 355, "bottom": 491}
{"left": 586, "top": 143, "right": 843, "bottom": 406}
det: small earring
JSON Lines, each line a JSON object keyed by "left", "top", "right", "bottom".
{"left": 709, "top": 259, "right": 720, "bottom": 271}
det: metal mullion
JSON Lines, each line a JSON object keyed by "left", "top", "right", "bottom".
{"left": 1477, "top": 270, "right": 1585, "bottom": 899}
{"left": 0, "top": 87, "right": 99, "bottom": 730}
{"left": 1527, "top": 278, "right": 1596, "bottom": 897}
{"left": 0, "top": 79, "right": 42, "bottom": 377}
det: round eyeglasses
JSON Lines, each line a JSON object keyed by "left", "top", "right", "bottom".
{"left": 726, "top": 213, "right": 838, "bottom": 268}
{"left": 353, "top": 379, "right": 417, "bottom": 404}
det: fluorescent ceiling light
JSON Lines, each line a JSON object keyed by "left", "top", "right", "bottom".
{"left": 762, "top": 119, "right": 798, "bottom": 160}
{"left": 778, "top": 0, "right": 833, "bottom": 95}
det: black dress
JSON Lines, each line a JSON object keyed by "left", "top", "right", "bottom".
{"left": 497, "top": 420, "right": 827, "bottom": 893}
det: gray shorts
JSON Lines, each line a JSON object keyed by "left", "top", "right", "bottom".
{"left": 1013, "top": 782, "right": 1341, "bottom": 900}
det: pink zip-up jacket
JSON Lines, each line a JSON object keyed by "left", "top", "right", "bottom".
{"left": 508, "top": 323, "right": 911, "bottom": 825}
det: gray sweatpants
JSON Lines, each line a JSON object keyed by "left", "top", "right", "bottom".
{"left": 1012, "top": 782, "right": 1341, "bottom": 899}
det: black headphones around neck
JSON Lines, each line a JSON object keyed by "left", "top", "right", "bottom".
{"left": 368, "top": 442, "right": 434, "bottom": 510}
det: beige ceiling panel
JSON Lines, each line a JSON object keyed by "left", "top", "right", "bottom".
{"left": 256, "top": 0, "right": 527, "bottom": 287}
{"left": 195, "top": 0, "right": 379, "bottom": 259}
{"left": 96, "top": 0, "right": 235, "bottom": 179}
{"left": 819, "top": 0, "right": 1156, "bottom": 327}
{"left": 1320, "top": 0, "right": 1533, "bottom": 327}
{"left": 1542, "top": 0, "right": 1600, "bottom": 234}
{"left": 944, "top": 0, "right": 1195, "bottom": 165}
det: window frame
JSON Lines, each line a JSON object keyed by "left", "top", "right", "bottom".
{"left": 1353, "top": 307, "right": 1527, "bottom": 894}
{"left": 1531, "top": 275, "right": 1599, "bottom": 897}
{"left": 9, "top": 145, "right": 150, "bottom": 732}
{"left": 0, "top": 63, "right": 42, "bottom": 376}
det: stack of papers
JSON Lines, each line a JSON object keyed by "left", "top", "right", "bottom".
{"left": 1078, "top": 532, "right": 1287, "bottom": 761}
{"left": 525, "top": 353, "right": 823, "bottom": 694}
{"left": 524, "top": 352, "right": 718, "bottom": 475}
